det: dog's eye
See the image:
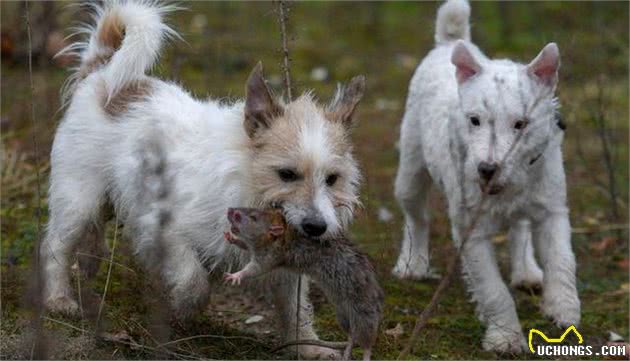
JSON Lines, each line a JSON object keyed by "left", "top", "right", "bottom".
{"left": 514, "top": 119, "right": 528, "bottom": 130}
{"left": 470, "top": 116, "right": 481, "bottom": 126}
{"left": 277, "top": 168, "right": 299, "bottom": 182}
{"left": 249, "top": 215, "right": 257, "bottom": 222}
{"left": 325, "top": 174, "right": 339, "bottom": 187}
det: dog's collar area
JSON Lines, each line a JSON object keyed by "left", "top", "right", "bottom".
{"left": 557, "top": 119, "right": 566, "bottom": 130}
{"left": 555, "top": 112, "right": 566, "bottom": 131}
{"left": 530, "top": 113, "right": 564, "bottom": 166}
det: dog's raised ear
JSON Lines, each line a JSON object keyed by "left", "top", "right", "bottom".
{"left": 244, "top": 62, "right": 283, "bottom": 138}
{"left": 451, "top": 40, "right": 481, "bottom": 84}
{"left": 527, "top": 43, "right": 560, "bottom": 89}
{"left": 326, "top": 75, "right": 365, "bottom": 128}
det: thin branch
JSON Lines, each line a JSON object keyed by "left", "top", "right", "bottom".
{"left": 593, "top": 75, "right": 620, "bottom": 223}
{"left": 571, "top": 223, "right": 629, "bottom": 234}
{"left": 275, "top": 1, "right": 302, "bottom": 358}
{"left": 26, "top": 2, "right": 46, "bottom": 359}
{"left": 277, "top": 0, "right": 293, "bottom": 101}
{"left": 156, "top": 334, "right": 263, "bottom": 348}
{"left": 95, "top": 215, "right": 120, "bottom": 331}
{"left": 74, "top": 252, "right": 137, "bottom": 275}
{"left": 26, "top": 0, "right": 43, "bottom": 236}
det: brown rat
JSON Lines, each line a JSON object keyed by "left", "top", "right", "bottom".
{"left": 224, "top": 207, "right": 384, "bottom": 361}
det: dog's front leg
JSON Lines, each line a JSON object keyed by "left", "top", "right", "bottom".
{"left": 459, "top": 226, "right": 526, "bottom": 353}
{"left": 532, "top": 209, "right": 580, "bottom": 328}
{"left": 508, "top": 219, "right": 543, "bottom": 291}
{"left": 269, "top": 271, "right": 340, "bottom": 360}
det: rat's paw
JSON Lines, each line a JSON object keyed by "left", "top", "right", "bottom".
{"left": 299, "top": 345, "right": 341, "bottom": 360}
{"left": 482, "top": 325, "right": 527, "bottom": 354}
{"left": 223, "top": 272, "right": 242, "bottom": 286}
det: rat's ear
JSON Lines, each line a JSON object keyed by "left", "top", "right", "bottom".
{"left": 269, "top": 225, "right": 285, "bottom": 237}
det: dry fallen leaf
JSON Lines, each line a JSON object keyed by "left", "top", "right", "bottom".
{"left": 590, "top": 236, "right": 618, "bottom": 252}
{"left": 583, "top": 216, "right": 600, "bottom": 226}
{"left": 609, "top": 331, "right": 624, "bottom": 342}
{"left": 605, "top": 283, "right": 629, "bottom": 297}
{"left": 384, "top": 323, "right": 404, "bottom": 340}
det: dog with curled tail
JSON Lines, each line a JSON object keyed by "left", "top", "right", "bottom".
{"left": 41, "top": 1, "right": 366, "bottom": 358}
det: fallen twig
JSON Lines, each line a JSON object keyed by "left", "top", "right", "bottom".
{"left": 157, "top": 333, "right": 264, "bottom": 348}
{"left": 572, "top": 223, "right": 629, "bottom": 234}
{"left": 271, "top": 339, "right": 348, "bottom": 353}
{"left": 95, "top": 215, "right": 120, "bottom": 331}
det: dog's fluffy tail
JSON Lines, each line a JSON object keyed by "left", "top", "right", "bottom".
{"left": 435, "top": 0, "right": 471, "bottom": 45}
{"left": 59, "top": 1, "right": 179, "bottom": 102}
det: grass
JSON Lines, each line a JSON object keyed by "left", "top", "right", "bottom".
{"left": 1, "top": 1, "right": 628, "bottom": 360}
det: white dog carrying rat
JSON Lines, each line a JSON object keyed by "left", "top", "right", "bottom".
{"left": 224, "top": 207, "right": 384, "bottom": 361}
{"left": 41, "top": 1, "right": 366, "bottom": 358}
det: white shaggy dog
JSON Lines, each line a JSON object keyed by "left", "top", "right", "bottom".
{"left": 392, "top": 0, "right": 580, "bottom": 353}
{"left": 40, "top": 2, "right": 365, "bottom": 358}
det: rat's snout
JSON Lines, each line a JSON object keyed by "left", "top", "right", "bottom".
{"left": 301, "top": 215, "right": 327, "bottom": 237}
{"left": 477, "top": 161, "right": 498, "bottom": 182}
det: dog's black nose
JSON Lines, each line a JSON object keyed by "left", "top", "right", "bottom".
{"left": 478, "top": 162, "right": 498, "bottom": 181}
{"left": 301, "top": 217, "right": 327, "bottom": 237}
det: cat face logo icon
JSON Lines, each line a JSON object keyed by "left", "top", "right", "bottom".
{"left": 528, "top": 325, "right": 583, "bottom": 353}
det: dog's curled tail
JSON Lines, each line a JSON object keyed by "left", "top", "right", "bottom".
{"left": 435, "top": 0, "right": 471, "bottom": 45}
{"left": 59, "top": 1, "right": 179, "bottom": 102}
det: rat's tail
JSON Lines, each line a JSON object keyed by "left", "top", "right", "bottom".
{"left": 435, "top": 0, "right": 471, "bottom": 45}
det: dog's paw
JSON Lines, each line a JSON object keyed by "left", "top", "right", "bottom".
{"left": 541, "top": 290, "right": 580, "bottom": 328}
{"left": 482, "top": 325, "right": 527, "bottom": 354}
{"left": 511, "top": 275, "right": 543, "bottom": 295}
{"left": 511, "top": 268, "right": 543, "bottom": 294}
{"left": 45, "top": 294, "right": 79, "bottom": 316}
{"left": 391, "top": 259, "right": 437, "bottom": 280}
{"left": 298, "top": 345, "right": 341, "bottom": 360}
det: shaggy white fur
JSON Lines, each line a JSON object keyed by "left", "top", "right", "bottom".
{"left": 392, "top": 0, "right": 580, "bottom": 353}
{"left": 41, "top": 1, "right": 365, "bottom": 359}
